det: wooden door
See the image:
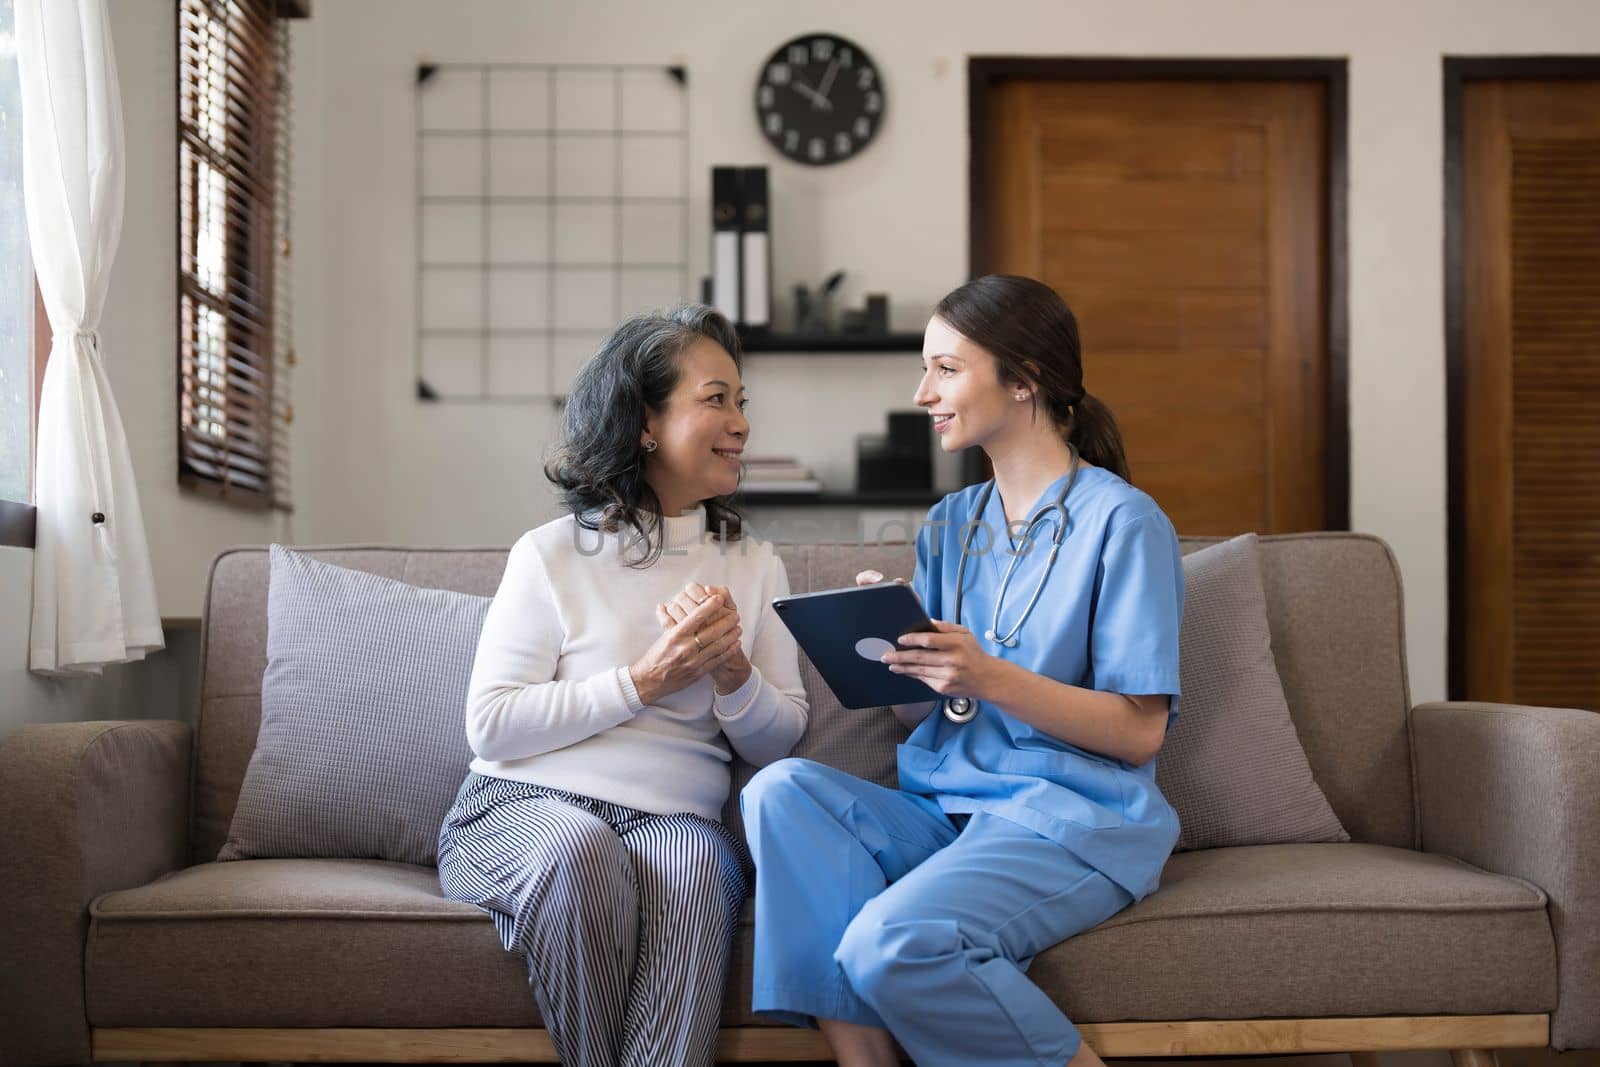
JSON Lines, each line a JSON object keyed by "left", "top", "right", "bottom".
{"left": 1461, "top": 79, "right": 1600, "bottom": 711}
{"left": 979, "top": 79, "right": 1328, "bottom": 536}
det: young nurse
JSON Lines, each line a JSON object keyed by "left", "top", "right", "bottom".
{"left": 740, "top": 274, "right": 1184, "bottom": 1067}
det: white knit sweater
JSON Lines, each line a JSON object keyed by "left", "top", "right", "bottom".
{"left": 463, "top": 504, "right": 810, "bottom": 819}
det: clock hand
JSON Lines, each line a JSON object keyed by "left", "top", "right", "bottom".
{"left": 789, "top": 74, "right": 834, "bottom": 111}
{"left": 815, "top": 58, "right": 840, "bottom": 104}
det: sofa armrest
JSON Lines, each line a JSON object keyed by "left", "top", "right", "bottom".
{"left": 1411, "top": 700, "right": 1600, "bottom": 1050}
{"left": 0, "top": 720, "right": 191, "bottom": 1067}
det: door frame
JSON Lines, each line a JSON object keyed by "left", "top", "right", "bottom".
{"left": 966, "top": 57, "right": 1349, "bottom": 530}
{"left": 1443, "top": 56, "right": 1600, "bottom": 700}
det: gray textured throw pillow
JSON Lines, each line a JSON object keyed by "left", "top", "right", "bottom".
{"left": 1157, "top": 533, "right": 1350, "bottom": 851}
{"left": 219, "top": 545, "right": 491, "bottom": 866}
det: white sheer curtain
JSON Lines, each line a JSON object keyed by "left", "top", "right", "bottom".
{"left": 18, "top": 0, "right": 161, "bottom": 675}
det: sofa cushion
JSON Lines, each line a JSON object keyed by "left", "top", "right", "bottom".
{"left": 86, "top": 845, "right": 1555, "bottom": 1029}
{"left": 86, "top": 860, "right": 534, "bottom": 1028}
{"left": 1159, "top": 534, "right": 1349, "bottom": 850}
{"left": 193, "top": 548, "right": 509, "bottom": 864}
{"left": 217, "top": 546, "right": 491, "bottom": 866}
{"left": 1029, "top": 843, "right": 1556, "bottom": 1022}
{"left": 1220, "top": 534, "right": 1414, "bottom": 850}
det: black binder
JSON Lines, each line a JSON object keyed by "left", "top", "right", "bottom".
{"left": 739, "top": 166, "right": 771, "bottom": 328}
{"left": 711, "top": 166, "right": 742, "bottom": 323}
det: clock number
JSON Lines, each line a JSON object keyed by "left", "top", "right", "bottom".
{"left": 788, "top": 44, "right": 808, "bottom": 66}
{"left": 839, "top": 48, "right": 854, "bottom": 68}
{"left": 767, "top": 62, "right": 790, "bottom": 85}
{"left": 766, "top": 113, "right": 783, "bottom": 136}
{"left": 854, "top": 117, "right": 871, "bottom": 139}
{"left": 784, "top": 129, "right": 800, "bottom": 153}
{"left": 834, "top": 133, "right": 852, "bottom": 156}
{"left": 812, "top": 39, "right": 833, "bottom": 62}
{"left": 808, "top": 137, "right": 826, "bottom": 162}
{"left": 758, "top": 85, "right": 775, "bottom": 108}
{"left": 858, "top": 67, "right": 876, "bottom": 90}
{"left": 865, "top": 90, "right": 882, "bottom": 115}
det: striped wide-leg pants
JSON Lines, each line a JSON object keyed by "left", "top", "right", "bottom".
{"left": 438, "top": 772, "right": 750, "bottom": 1067}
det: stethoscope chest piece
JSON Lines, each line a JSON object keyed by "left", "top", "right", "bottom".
{"left": 943, "top": 696, "right": 978, "bottom": 723}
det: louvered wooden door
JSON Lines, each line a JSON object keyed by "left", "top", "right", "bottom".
{"left": 1462, "top": 80, "right": 1600, "bottom": 711}
{"left": 979, "top": 80, "right": 1328, "bottom": 535}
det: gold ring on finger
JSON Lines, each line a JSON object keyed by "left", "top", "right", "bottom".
{"left": 693, "top": 632, "right": 703, "bottom": 652}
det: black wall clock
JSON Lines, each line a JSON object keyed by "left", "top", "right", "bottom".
{"left": 755, "top": 33, "right": 885, "bottom": 166}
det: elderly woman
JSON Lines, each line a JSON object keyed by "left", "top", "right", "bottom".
{"left": 437, "top": 305, "right": 809, "bottom": 1067}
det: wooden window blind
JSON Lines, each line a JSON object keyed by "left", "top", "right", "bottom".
{"left": 177, "top": 0, "right": 303, "bottom": 508}
{"left": 1507, "top": 135, "right": 1600, "bottom": 710}
{"left": 1460, "top": 78, "right": 1600, "bottom": 711}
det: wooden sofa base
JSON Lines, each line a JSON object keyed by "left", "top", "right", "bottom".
{"left": 98, "top": 1014, "right": 1549, "bottom": 1062}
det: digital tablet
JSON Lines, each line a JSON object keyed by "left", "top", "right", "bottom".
{"left": 771, "top": 582, "right": 942, "bottom": 710}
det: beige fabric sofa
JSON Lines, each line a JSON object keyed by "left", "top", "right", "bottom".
{"left": 3, "top": 533, "right": 1596, "bottom": 1065}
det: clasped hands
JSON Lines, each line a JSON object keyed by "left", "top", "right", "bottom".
{"left": 855, "top": 569, "right": 999, "bottom": 703}
{"left": 627, "top": 582, "right": 753, "bottom": 707}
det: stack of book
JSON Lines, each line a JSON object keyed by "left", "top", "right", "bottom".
{"left": 740, "top": 456, "right": 822, "bottom": 494}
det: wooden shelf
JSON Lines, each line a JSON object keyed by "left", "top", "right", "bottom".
{"left": 737, "top": 330, "right": 924, "bottom": 353}
{"left": 734, "top": 490, "right": 944, "bottom": 508}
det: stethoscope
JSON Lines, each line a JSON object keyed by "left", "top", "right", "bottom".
{"left": 941, "top": 444, "right": 1080, "bottom": 723}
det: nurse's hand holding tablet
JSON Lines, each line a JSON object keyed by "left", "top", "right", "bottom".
{"left": 854, "top": 570, "right": 998, "bottom": 703}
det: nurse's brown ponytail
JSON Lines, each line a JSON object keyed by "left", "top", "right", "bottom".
{"left": 933, "top": 275, "right": 1134, "bottom": 485}
{"left": 1064, "top": 392, "right": 1130, "bottom": 484}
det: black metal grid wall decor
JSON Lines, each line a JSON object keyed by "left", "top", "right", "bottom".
{"left": 415, "top": 63, "right": 690, "bottom": 403}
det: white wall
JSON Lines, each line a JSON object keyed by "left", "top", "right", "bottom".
{"left": 286, "top": 0, "right": 1600, "bottom": 706}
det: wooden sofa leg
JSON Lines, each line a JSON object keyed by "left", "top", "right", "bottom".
{"left": 1350, "top": 1054, "right": 1382, "bottom": 1067}
{"left": 1451, "top": 1051, "right": 1501, "bottom": 1067}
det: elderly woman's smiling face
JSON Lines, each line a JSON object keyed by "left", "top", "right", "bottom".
{"left": 641, "top": 337, "right": 749, "bottom": 517}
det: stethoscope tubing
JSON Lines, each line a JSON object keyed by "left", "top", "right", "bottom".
{"left": 941, "top": 445, "right": 1080, "bottom": 723}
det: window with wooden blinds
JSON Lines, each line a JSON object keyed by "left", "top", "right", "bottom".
{"left": 177, "top": 0, "right": 305, "bottom": 508}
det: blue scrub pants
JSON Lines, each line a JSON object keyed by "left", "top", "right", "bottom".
{"left": 741, "top": 758, "right": 1133, "bottom": 1066}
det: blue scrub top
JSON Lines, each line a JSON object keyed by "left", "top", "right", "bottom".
{"left": 898, "top": 464, "right": 1184, "bottom": 900}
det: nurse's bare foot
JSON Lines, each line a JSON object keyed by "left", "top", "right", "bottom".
{"left": 1067, "top": 1038, "right": 1108, "bottom": 1067}
{"left": 818, "top": 1017, "right": 899, "bottom": 1067}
